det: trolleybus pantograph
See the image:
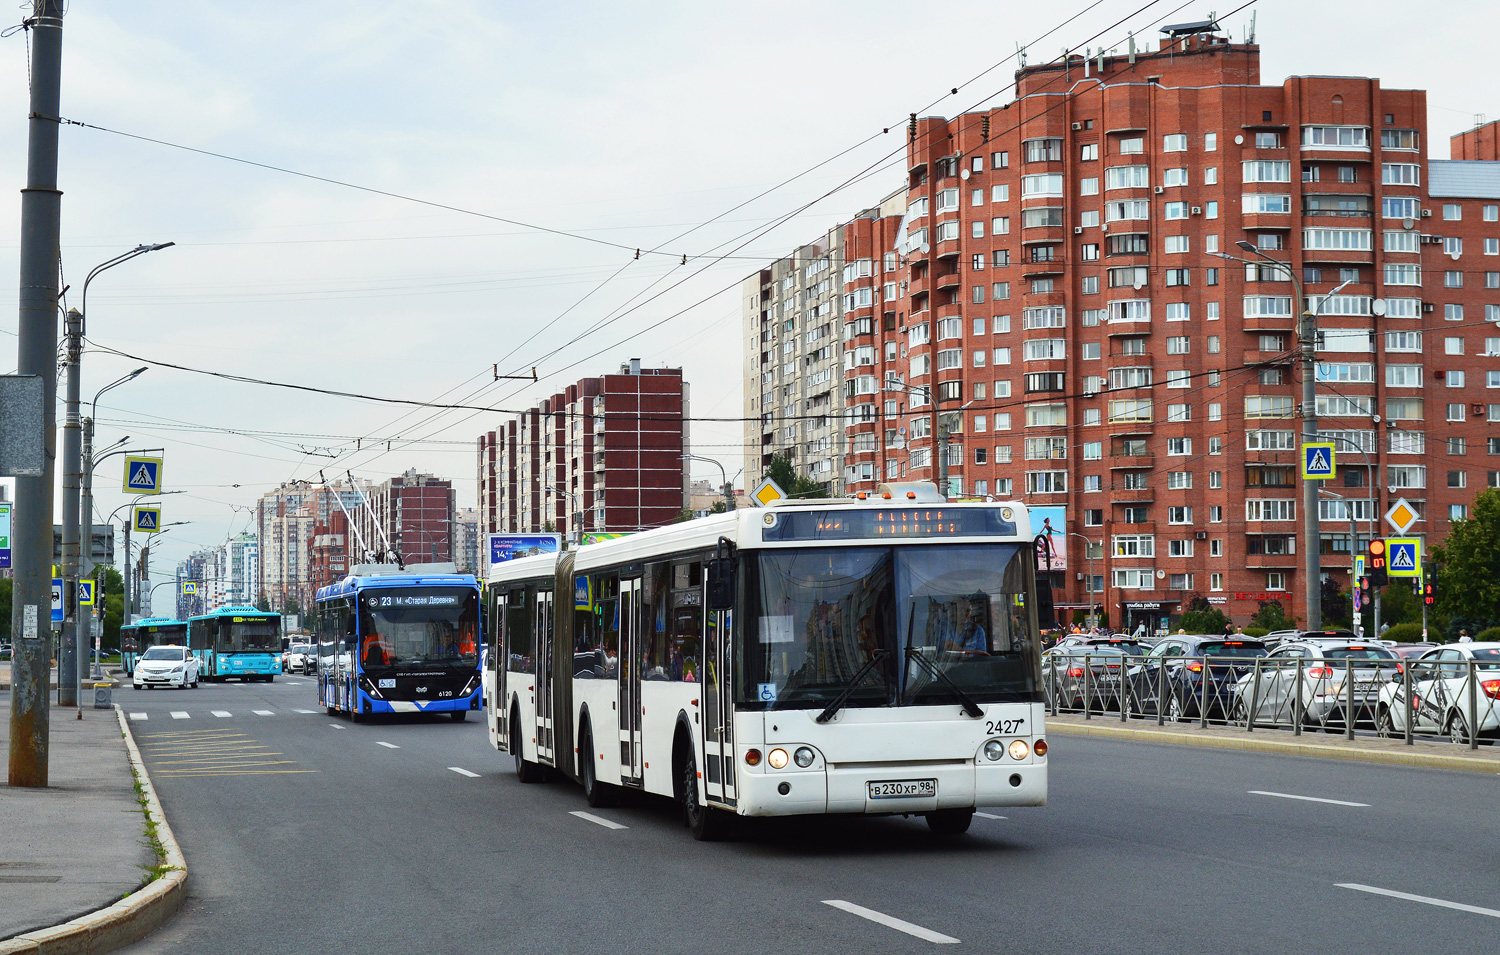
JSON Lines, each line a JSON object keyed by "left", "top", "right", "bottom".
{"left": 316, "top": 565, "right": 482, "bottom": 722}
{"left": 484, "top": 482, "right": 1048, "bottom": 839}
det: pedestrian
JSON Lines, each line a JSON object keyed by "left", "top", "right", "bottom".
{"left": 1459, "top": 629, "right": 1472, "bottom": 643}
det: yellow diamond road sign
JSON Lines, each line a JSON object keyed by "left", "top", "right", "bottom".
{"left": 1385, "top": 498, "right": 1419, "bottom": 535}
{"left": 751, "top": 477, "right": 786, "bottom": 507}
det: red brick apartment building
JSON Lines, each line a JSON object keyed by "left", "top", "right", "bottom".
{"left": 349, "top": 469, "right": 456, "bottom": 567}
{"left": 837, "top": 24, "right": 1500, "bottom": 631}
{"left": 477, "top": 361, "right": 689, "bottom": 542}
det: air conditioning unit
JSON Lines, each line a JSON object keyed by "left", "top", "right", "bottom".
{"left": 1194, "top": 530, "right": 1208, "bottom": 540}
{"left": 1190, "top": 206, "right": 1202, "bottom": 215}
{"left": 1435, "top": 370, "right": 1446, "bottom": 379}
{"left": 1474, "top": 403, "right": 1486, "bottom": 417}
{"left": 1074, "top": 226, "right": 1084, "bottom": 234}
{"left": 1154, "top": 185, "right": 1165, "bottom": 194}
{"left": 1071, "top": 122, "right": 1083, "bottom": 131}
{"left": 1076, "top": 572, "right": 1085, "bottom": 580}
{"left": 1422, "top": 234, "right": 1442, "bottom": 244}
{"left": 1420, "top": 208, "right": 1433, "bottom": 217}
{"left": 1422, "top": 302, "right": 1435, "bottom": 313}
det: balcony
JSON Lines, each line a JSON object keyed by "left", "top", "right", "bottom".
{"left": 936, "top": 239, "right": 961, "bottom": 260}
{"left": 1245, "top": 553, "right": 1298, "bottom": 569}
{"left": 1109, "top": 454, "right": 1155, "bottom": 470}
{"left": 1108, "top": 484, "right": 1155, "bottom": 503}
{"left": 1243, "top": 349, "right": 1294, "bottom": 366}
{"left": 935, "top": 270, "right": 961, "bottom": 290}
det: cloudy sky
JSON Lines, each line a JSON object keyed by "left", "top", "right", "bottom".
{"left": 0, "top": 0, "right": 1495, "bottom": 578}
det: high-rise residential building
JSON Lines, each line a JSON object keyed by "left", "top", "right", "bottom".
{"left": 834, "top": 23, "right": 1500, "bottom": 632}
{"left": 478, "top": 361, "right": 689, "bottom": 539}
{"left": 452, "top": 506, "right": 481, "bottom": 575}
{"left": 255, "top": 481, "right": 317, "bottom": 614}
{"left": 307, "top": 510, "right": 349, "bottom": 597}
{"left": 349, "top": 469, "right": 456, "bottom": 567}
{"left": 225, "top": 534, "right": 258, "bottom": 606}
{"left": 742, "top": 226, "right": 853, "bottom": 495}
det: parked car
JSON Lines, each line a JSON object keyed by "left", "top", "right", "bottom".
{"left": 1231, "top": 640, "right": 1398, "bottom": 729}
{"left": 1051, "top": 635, "right": 1149, "bottom": 656}
{"left": 132, "top": 645, "right": 199, "bottom": 690}
{"left": 1127, "top": 635, "right": 1269, "bottom": 722}
{"left": 1375, "top": 643, "right": 1500, "bottom": 743}
{"left": 1043, "top": 646, "right": 1130, "bottom": 712}
{"left": 1391, "top": 643, "right": 1438, "bottom": 659}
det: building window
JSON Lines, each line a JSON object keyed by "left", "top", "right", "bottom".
{"left": 1080, "top": 143, "right": 1098, "bottom": 161}
{"left": 1444, "top": 203, "right": 1462, "bottom": 221}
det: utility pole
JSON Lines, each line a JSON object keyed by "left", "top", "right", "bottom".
{"left": 58, "top": 309, "right": 82, "bottom": 706}
{"left": 9, "top": 1, "right": 65, "bottom": 788}
{"left": 1298, "top": 299, "right": 1322, "bottom": 632}
{"left": 75, "top": 416, "right": 93, "bottom": 714}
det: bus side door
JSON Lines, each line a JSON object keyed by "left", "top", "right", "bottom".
{"left": 534, "top": 588, "right": 555, "bottom": 764}
{"left": 619, "top": 576, "right": 643, "bottom": 785}
{"left": 702, "top": 601, "right": 736, "bottom": 806}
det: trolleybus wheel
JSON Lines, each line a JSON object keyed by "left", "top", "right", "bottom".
{"left": 512, "top": 706, "right": 543, "bottom": 783}
{"left": 579, "top": 724, "right": 616, "bottom": 808}
{"left": 449, "top": 710, "right": 467, "bottom": 722}
{"left": 682, "top": 750, "right": 727, "bottom": 841}
{"left": 924, "top": 809, "right": 974, "bottom": 836}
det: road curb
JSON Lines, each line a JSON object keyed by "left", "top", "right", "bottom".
{"left": 0, "top": 707, "right": 187, "bottom": 955}
{"left": 1047, "top": 719, "right": 1500, "bottom": 774}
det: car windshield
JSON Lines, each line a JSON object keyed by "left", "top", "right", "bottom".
{"left": 739, "top": 543, "right": 1042, "bottom": 710}
{"left": 1197, "top": 641, "right": 1268, "bottom": 658}
{"left": 292, "top": 645, "right": 311, "bottom": 654}
{"left": 141, "top": 647, "right": 184, "bottom": 661}
{"left": 1320, "top": 646, "right": 1396, "bottom": 660}
{"left": 357, "top": 587, "right": 479, "bottom": 669}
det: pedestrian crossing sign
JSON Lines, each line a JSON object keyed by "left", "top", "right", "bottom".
{"left": 1354, "top": 555, "right": 1365, "bottom": 579}
{"left": 1386, "top": 538, "right": 1421, "bottom": 578}
{"left": 182, "top": 582, "right": 198, "bottom": 595}
{"left": 78, "top": 579, "right": 95, "bottom": 606}
{"left": 133, "top": 506, "right": 161, "bottom": 533}
{"left": 1300, "top": 442, "right": 1336, "bottom": 480}
{"left": 123, "top": 455, "right": 163, "bottom": 494}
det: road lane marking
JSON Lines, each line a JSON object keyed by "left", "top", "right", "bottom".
{"left": 975, "top": 812, "right": 1007, "bottom": 820}
{"left": 376, "top": 741, "right": 400, "bottom": 749}
{"left": 328, "top": 724, "right": 344, "bottom": 730}
{"left": 448, "top": 767, "right": 480, "bottom": 778}
{"left": 170, "top": 711, "right": 190, "bottom": 720}
{"left": 1339, "top": 884, "right": 1500, "bottom": 918}
{"left": 821, "top": 900, "right": 958, "bottom": 944}
{"left": 1249, "top": 790, "right": 1369, "bottom": 807}
{"left": 129, "top": 713, "right": 147, "bottom": 721}
{"left": 569, "top": 811, "right": 627, "bottom": 830}
{"left": 211, "top": 711, "right": 232, "bottom": 718}
{"left": 252, "top": 709, "right": 274, "bottom": 716}
{"left": 294, "top": 709, "right": 317, "bottom": 714}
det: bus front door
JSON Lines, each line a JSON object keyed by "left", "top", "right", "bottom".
{"left": 535, "top": 589, "right": 555, "bottom": 765}
{"left": 618, "top": 577, "right": 643, "bottom": 786}
{"left": 701, "top": 606, "right": 736, "bottom": 806}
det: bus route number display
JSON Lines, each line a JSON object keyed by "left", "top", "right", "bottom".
{"left": 368, "top": 593, "right": 462, "bottom": 608}
{"left": 762, "top": 508, "right": 1017, "bottom": 542}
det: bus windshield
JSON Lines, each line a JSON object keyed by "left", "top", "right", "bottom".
{"left": 357, "top": 587, "right": 479, "bottom": 669}
{"left": 228, "top": 619, "right": 281, "bottom": 652}
{"left": 740, "top": 544, "right": 1041, "bottom": 710}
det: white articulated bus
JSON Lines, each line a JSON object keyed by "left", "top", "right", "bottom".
{"left": 484, "top": 483, "right": 1047, "bottom": 839}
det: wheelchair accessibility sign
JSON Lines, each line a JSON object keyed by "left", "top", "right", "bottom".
{"left": 757, "top": 682, "right": 778, "bottom": 703}
{"left": 1386, "top": 538, "right": 1422, "bottom": 578}
{"left": 1300, "top": 442, "right": 1335, "bottom": 480}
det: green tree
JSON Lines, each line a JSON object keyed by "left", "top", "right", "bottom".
{"left": 765, "top": 454, "right": 828, "bottom": 499}
{"left": 1250, "top": 599, "right": 1293, "bottom": 631}
{"left": 256, "top": 593, "right": 271, "bottom": 613}
{"left": 282, "top": 597, "right": 302, "bottom": 619}
{"left": 99, "top": 567, "right": 124, "bottom": 649}
{"left": 1320, "top": 578, "right": 1352, "bottom": 629}
{"left": 0, "top": 577, "right": 11, "bottom": 642}
{"left": 1430, "top": 487, "right": 1500, "bottom": 634}
{"left": 1176, "top": 606, "right": 1230, "bottom": 635}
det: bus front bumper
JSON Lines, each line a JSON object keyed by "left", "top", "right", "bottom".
{"left": 735, "top": 760, "right": 1047, "bottom": 817}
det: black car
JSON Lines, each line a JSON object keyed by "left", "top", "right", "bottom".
{"left": 1127, "top": 634, "right": 1269, "bottom": 722}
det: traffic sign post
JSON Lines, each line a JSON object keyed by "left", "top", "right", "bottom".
{"left": 1367, "top": 539, "right": 1389, "bottom": 586}
{"left": 750, "top": 477, "right": 787, "bottom": 507}
{"left": 1300, "top": 442, "right": 1336, "bottom": 480}
{"left": 122, "top": 455, "right": 163, "bottom": 495}
{"left": 1386, "top": 538, "right": 1422, "bottom": 578}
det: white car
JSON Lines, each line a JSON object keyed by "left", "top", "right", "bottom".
{"left": 282, "top": 644, "right": 314, "bottom": 673}
{"left": 1232, "top": 641, "right": 1398, "bottom": 729}
{"left": 1376, "top": 642, "right": 1500, "bottom": 744}
{"left": 133, "top": 645, "right": 199, "bottom": 690}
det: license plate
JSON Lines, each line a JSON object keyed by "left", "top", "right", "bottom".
{"left": 868, "top": 779, "right": 937, "bottom": 799}
{"left": 1353, "top": 682, "right": 1379, "bottom": 692}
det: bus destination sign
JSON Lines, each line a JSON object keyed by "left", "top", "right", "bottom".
{"left": 763, "top": 508, "right": 1017, "bottom": 542}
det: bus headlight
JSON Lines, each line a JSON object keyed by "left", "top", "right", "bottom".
{"left": 1008, "top": 739, "right": 1030, "bottom": 761}
{"left": 793, "top": 746, "right": 815, "bottom": 768}
{"left": 767, "top": 747, "right": 790, "bottom": 769}
{"left": 983, "top": 740, "right": 1005, "bottom": 761}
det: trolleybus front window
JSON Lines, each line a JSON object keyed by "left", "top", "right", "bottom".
{"left": 358, "top": 588, "right": 480, "bottom": 668}
{"left": 228, "top": 619, "right": 280, "bottom": 652}
{"left": 896, "top": 544, "right": 1042, "bottom": 706}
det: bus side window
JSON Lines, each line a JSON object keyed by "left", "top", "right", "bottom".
{"left": 644, "top": 563, "right": 671, "bottom": 680}
{"left": 669, "top": 560, "right": 703, "bottom": 682}
{"left": 507, "top": 586, "right": 534, "bottom": 674}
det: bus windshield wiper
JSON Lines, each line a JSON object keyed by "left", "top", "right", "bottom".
{"left": 902, "top": 647, "right": 983, "bottom": 718}
{"left": 814, "top": 649, "right": 888, "bottom": 724}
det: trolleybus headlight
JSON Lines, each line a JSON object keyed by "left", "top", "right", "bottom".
{"left": 1033, "top": 739, "right": 1048, "bottom": 757}
{"left": 767, "top": 747, "right": 790, "bottom": 770}
{"left": 1008, "top": 739, "right": 1030, "bottom": 761}
{"left": 793, "top": 746, "right": 815, "bottom": 768}
{"left": 745, "top": 748, "right": 762, "bottom": 766}
{"left": 983, "top": 740, "right": 1005, "bottom": 761}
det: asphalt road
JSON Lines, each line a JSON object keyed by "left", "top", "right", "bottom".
{"left": 108, "top": 676, "right": 1500, "bottom": 955}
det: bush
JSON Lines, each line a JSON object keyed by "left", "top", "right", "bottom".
{"left": 1176, "top": 607, "right": 1229, "bottom": 635}
{"left": 1476, "top": 627, "right": 1500, "bottom": 643}
{"left": 1381, "top": 622, "right": 1424, "bottom": 643}
{"left": 1250, "top": 600, "right": 1293, "bottom": 631}
{"left": 1242, "top": 626, "right": 1270, "bottom": 639}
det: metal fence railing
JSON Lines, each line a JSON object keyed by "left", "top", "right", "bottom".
{"left": 1042, "top": 654, "right": 1500, "bottom": 752}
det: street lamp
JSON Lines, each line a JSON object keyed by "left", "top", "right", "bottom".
{"left": 1209, "top": 244, "right": 1353, "bottom": 631}
{"left": 1070, "top": 531, "right": 1102, "bottom": 628}
{"left": 106, "top": 490, "right": 184, "bottom": 628}
{"left": 682, "top": 454, "right": 737, "bottom": 513}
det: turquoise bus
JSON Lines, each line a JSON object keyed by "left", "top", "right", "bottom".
{"left": 120, "top": 617, "right": 187, "bottom": 676}
{"left": 188, "top": 605, "right": 283, "bottom": 681}
{"left": 316, "top": 568, "right": 482, "bottom": 721}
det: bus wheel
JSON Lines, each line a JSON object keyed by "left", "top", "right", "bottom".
{"left": 924, "top": 809, "right": 974, "bottom": 836}
{"left": 449, "top": 710, "right": 467, "bottom": 722}
{"left": 511, "top": 707, "right": 542, "bottom": 783}
{"left": 682, "top": 751, "right": 727, "bottom": 841}
{"left": 580, "top": 724, "right": 616, "bottom": 808}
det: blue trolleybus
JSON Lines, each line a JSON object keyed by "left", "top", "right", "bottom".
{"left": 187, "top": 606, "right": 284, "bottom": 681}
{"left": 120, "top": 617, "right": 187, "bottom": 675}
{"left": 316, "top": 566, "right": 482, "bottom": 722}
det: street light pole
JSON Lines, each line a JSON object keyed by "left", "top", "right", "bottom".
{"left": 1070, "top": 531, "right": 1101, "bottom": 627}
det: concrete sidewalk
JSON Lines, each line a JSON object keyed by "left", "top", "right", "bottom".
{"left": 0, "top": 665, "right": 61, "bottom": 691}
{"left": 0, "top": 700, "right": 155, "bottom": 943}
{"left": 1046, "top": 711, "right": 1500, "bottom": 773}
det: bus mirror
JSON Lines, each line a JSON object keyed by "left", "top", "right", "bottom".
{"left": 707, "top": 557, "right": 735, "bottom": 610}
{"left": 1034, "top": 578, "right": 1057, "bottom": 631}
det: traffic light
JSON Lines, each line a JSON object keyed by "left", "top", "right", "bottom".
{"left": 1423, "top": 578, "right": 1437, "bottom": 607}
{"left": 1367, "top": 539, "right": 1389, "bottom": 586}
{"left": 1358, "top": 576, "right": 1372, "bottom": 601}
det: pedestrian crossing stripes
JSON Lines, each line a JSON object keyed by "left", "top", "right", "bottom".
{"left": 253, "top": 709, "right": 274, "bottom": 716}
{"left": 170, "top": 711, "right": 190, "bottom": 720}
{"left": 212, "top": 710, "right": 232, "bottom": 718}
